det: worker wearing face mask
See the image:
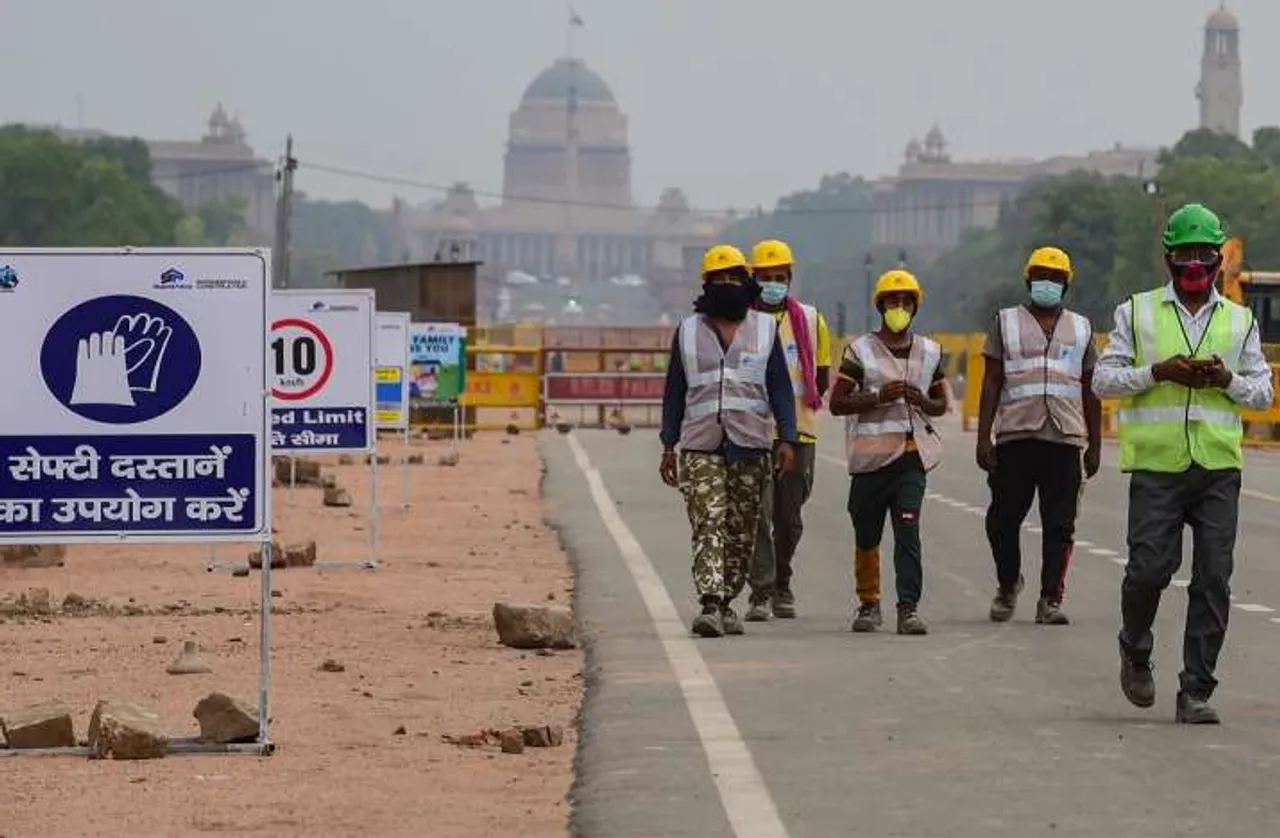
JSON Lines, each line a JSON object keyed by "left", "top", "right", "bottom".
{"left": 829, "top": 270, "right": 948, "bottom": 635}
{"left": 659, "top": 244, "right": 798, "bottom": 639}
{"left": 742, "top": 239, "right": 832, "bottom": 622}
{"left": 1094, "top": 204, "right": 1273, "bottom": 724}
{"left": 977, "top": 246, "right": 1103, "bottom": 627}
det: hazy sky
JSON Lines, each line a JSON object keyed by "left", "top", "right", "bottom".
{"left": 7, "top": 1, "right": 1277, "bottom": 213}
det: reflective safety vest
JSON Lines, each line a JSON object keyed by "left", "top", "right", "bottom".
{"left": 776, "top": 304, "right": 821, "bottom": 441}
{"left": 678, "top": 310, "right": 777, "bottom": 451}
{"left": 994, "top": 306, "right": 1091, "bottom": 442}
{"left": 845, "top": 334, "right": 943, "bottom": 475}
{"left": 1117, "top": 289, "right": 1253, "bottom": 473}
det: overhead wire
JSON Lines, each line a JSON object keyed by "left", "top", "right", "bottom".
{"left": 297, "top": 159, "right": 1057, "bottom": 220}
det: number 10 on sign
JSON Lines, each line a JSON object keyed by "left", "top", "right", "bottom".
{"left": 271, "top": 319, "right": 333, "bottom": 401}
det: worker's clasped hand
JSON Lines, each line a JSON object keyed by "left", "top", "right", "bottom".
{"left": 1153, "top": 355, "right": 1232, "bottom": 390}
{"left": 903, "top": 385, "right": 928, "bottom": 408}
{"left": 659, "top": 450, "right": 679, "bottom": 488}
{"left": 879, "top": 380, "right": 908, "bottom": 403}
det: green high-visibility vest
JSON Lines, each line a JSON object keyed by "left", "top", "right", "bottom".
{"left": 1117, "top": 288, "right": 1253, "bottom": 473}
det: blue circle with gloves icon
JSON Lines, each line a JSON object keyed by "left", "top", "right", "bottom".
{"left": 40, "top": 294, "right": 202, "bottom": 424}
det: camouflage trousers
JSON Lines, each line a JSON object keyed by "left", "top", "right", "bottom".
{"left": 679, "top": 451, "right": 769, "bottom": 600}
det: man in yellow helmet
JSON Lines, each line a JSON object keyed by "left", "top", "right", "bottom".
{"left": 829, "top": 269, "right": 947, "bottom": 635}
{"left": 976, "top": 246, "right": 1102, "bottom": 627}
{"left": 742, "top": 238, "right": 832, "bottom": 621}
{"left": 659, "top": 244, "right": 798, "bottom": 638}
{"left": 1095, "top": 204, "right": 1273, "bottom": 724}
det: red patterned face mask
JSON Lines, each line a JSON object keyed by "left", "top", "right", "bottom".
{"left": 1176, "top": 263, "right": 1214, "bottom": 294}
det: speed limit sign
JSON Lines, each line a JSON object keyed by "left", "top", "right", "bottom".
{"left": 271, "top": 318, "right": 334, "bottom": 400}
{"left": 269, "top": 290, "right": 375, "bottom": 454}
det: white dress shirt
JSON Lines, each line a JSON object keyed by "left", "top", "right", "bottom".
{"left": 1093, "top": 283, "right": 1274, "bottom": 411}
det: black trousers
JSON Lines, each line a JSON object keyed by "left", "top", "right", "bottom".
{"left": 1120, "top": 467, "right": 1240, "bottom": 700}
{"left": 749, "top": 442, "right": 816, "bottom": 601}
{"left": 984, "top": 439, "right": 1083, "bottom": 602}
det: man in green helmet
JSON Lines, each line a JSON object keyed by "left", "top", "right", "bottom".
{"left": 1094, "top": 203, "right": 1274, "bottom": 724}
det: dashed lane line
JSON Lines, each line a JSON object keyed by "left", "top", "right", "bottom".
{"left": 818, "top": 451, "right": 1280, "bottom": 624}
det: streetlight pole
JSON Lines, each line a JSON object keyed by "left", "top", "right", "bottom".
{"left": 863, "top": 253, "right": 875, "bottom": 333}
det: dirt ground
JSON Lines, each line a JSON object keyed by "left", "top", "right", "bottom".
{"left": 0, "top": 433, "right": 581, "bottom": 838}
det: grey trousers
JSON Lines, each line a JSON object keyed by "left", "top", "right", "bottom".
{"left": 1120, "top": 467, "right": 1241, "bottom": 699}
{"left": 749, "top": 441, "right": 816, "bottom": 602}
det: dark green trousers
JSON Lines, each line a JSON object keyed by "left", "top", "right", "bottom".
{"left": 847, "top": 452, "right": 927, "bottom": 606}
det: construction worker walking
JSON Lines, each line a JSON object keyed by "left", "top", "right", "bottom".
{"left": 829, "top": 269, "right": 948, "bottom": 635}
{"left": 659, "top": 244, "right": 798, "bottom": 639}
{"left": 743, "top": 239, "right": 832, "bottom": 622}
{"left": 1095, "top": 203, "right": 1273, "bottom": 724}
{"left": 977, "top": 246, "right": 1103, "bottom": 626}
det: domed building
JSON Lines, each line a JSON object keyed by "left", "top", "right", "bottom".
{"left": 395, "top": 57, "right": 723, "bottom": 286}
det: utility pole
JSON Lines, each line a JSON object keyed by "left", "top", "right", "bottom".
{"left": 273, "top": 135, "right": 298, "bottom": 289}
{"left": 863, "top": 253, "right": 876, "bottom": 333}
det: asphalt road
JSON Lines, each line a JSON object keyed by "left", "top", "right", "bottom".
{"left": 545, "top": 415, "right": 1280, "bottom": 838}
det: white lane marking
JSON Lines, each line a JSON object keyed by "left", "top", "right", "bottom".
{"left": 818, "top": 449, "right": 1280, "bottom": 624}
{"left": 567, "top": 434, "right": 790, "bottom": 838}
{"left": 1243, "top": 487, "right": 1280, "bottom": 504}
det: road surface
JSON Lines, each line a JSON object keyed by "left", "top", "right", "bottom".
{"left": 544, "top": 415, "right": 1280, "bottom": 837}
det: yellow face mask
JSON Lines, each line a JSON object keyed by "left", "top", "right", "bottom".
{"left": 883, "top": 307, "right": 913, "bottom": 334}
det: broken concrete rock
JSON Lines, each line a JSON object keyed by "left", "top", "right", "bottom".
{"left": 520, "top": 725, "right": 565, "bottom": 748}
{"left": 88, "top": 700, "right": 168, "bottom": 760}
{"left": 1, "top": 701, "right": 76, "bottom": 749}
{"left": 338, "top": 454, "right": 355, "bottom": 466}
{"left": 437, "top": 451, "right": 460, "bottom": 468}
{"left": 492, "top": 602, "right": 576, "bottom": 650}
{"left": 404, "top": 453, "right": 426, "bottom": 466}
{"left": 499, "top": 728, "right": 524, "bottom": 754}
{"left": 193, "top": 693, "right": 258, "bottom": 744}
{"left": 366, "top": 453, "right": 392, "bottom": 466}
{"left": 248, "top": 541, "right": 286, "bottom": 570}
{"left": 0, "top": 544, "right": 67, "bottom": 569}
{"left": 167, "top": 640, "right": 213, "bottom": 675}
{"left": 320, "top": 473, "right": 338, "bottom": 490}
{"left": 273, "top": 457, "right": 322, "bottom": 487}
{"left": 323, "top": 486, "right": 353, "bottom": 508}
{"left": 284, "top": 541, "right": 318, "bottom": 568}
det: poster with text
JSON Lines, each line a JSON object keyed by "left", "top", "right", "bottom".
{"left": 408, "top": 323, "right": 466, "bottom": 405}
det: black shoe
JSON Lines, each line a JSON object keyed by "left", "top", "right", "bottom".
{"left": 1119, "top": 646, "right": 1155, "bottom": 708}
{"left": 691, "top": 603, "right": 724, "bottom": 638}
{"left": 1175, "top": 692, "right": 1221, "bottom": 725}
{"left": 851, "top": 601, "right": 883, "bottom": 633}
{"left": 896, "top": 604, "right": 928, "bottom": 635}
{"left": 1035, "top": 598, "right": 1070, "bottom": 625}
{"left": 989, "top": 575, "right": 1024, "bottom": 623}
{"left": 772, "top": 587, "right": 797, "bottom": 619}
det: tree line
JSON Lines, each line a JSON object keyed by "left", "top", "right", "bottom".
{"left": 0, "top": 125, "right": 393, "bottom": 279}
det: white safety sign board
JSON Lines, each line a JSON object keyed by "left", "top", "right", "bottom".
{"left": 270, "top": 289, "right": 375, "bottom": 453}
{"left": 0, "top": 248, "right": 271, "bottom": 543}
{"left": 374, "top": 311, "right": 411, "bottom": 430}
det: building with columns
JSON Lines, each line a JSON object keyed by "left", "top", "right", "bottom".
{"left": 1197, "top": 4, "right": 1242, "bottom": 137}
{"left": 393, "top": 57, "right": 723, "bottom": 284}
{"left": 871, "top": 126, "right": 1158, "bottom": 263}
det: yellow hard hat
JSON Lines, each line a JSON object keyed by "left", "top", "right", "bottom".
{"left": 873, "top": 269, "right": 923, "bottom": 306}
{"left": 750, "top": 239, "right": 794, "bottom": 271}
{"left": 1024, "top": 246, "right": 1074, "bottom": 283}
{"left": 701, "top": 244, "right": 748, "bottom": 277}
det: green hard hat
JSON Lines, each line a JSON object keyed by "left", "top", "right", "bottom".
{"left": 1162, "top": 203, "right": 1228, "bottom": 249}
